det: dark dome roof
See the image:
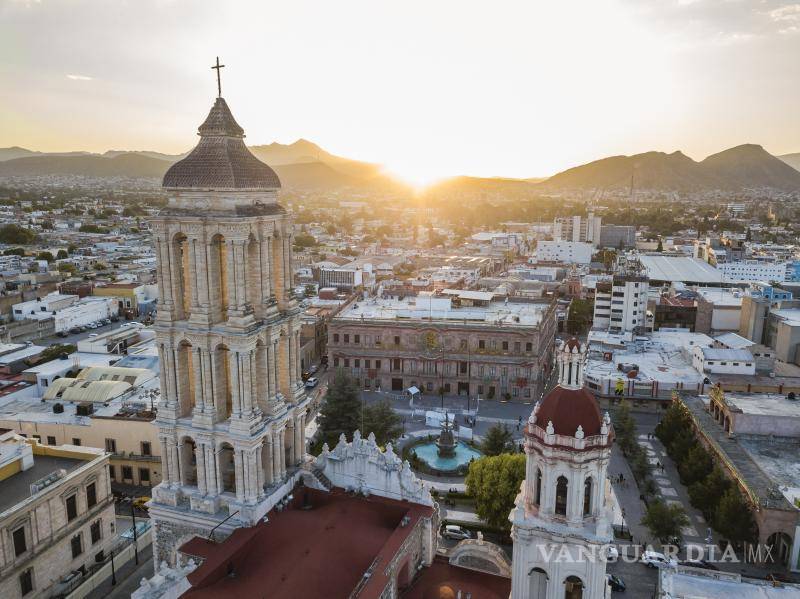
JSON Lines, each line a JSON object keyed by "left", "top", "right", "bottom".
{"left": 162, "top": 98, "right": 281, "bottom": 190}
{"left": 535, "top": 386, "right": 603, "bottom": 437}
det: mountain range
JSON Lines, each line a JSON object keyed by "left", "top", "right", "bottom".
{"left": 1, "top": 141, "right": 799, "bottom": 194}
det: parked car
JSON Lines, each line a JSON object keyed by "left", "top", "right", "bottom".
{"left": 309, "top": 365, "right": 318, "bottom": 374}
{"left": 442, "top": 525, "right": 472, "bottom": 541}
{"left": 680, "top": 559, "right": 718, "bottom": 571}
{"left": 103, "top": 318, "right": 111, "bottom": 325}
{"left": 607, "top": 574, "right": 626, "bottom": 592}
{"left": 88, "top": 333, "right": 98, "bottom": 338}
{"left": 640, "top": 550, "right": 678, "bottom": 568}
{"left": 304, "top": 377, "right": 319, "bottom": 389}
{"left": 606, "top": 545, "right": 619, "bottom": 561}
{"left": 57, "top": 331, "right": 69, "bottom": 338}
{"left": 132, "top": 496, "right": 151, "bottom": 511}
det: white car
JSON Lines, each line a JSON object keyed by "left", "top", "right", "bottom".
{"left": 309, "top": 365, "right": 319, "bottom": 374}
{"left": 304, "top": 377, "right": 319, "bottom": 389}
{"left": 442, "top": 525, "right": 472, "bottom": 541}
{"left": 640, "top": 550, "right": 677, "bottom": 568}
{"left": 606, "top": 545, "right": 619, "bottom": 561}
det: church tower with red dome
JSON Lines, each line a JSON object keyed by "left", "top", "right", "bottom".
{"left": 509, "top": 338, "right": 614, "bottom": 599}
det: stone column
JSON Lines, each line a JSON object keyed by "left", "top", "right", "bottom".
{"left": 200, "top": 350, "right": 214, "bottom": 419}
{"left": 255, "top": 447, "right": 265, "bottom": 496}
{"left": 225, "top": 240, "right": 239, "bottom": 318}
{"left": 272, "top": 431, "right": 282, "bottom": 482}
{"left": 195, "top": 442, "right": 207, "bottom": 495}
{"left": 186, "top": 238, "right": 200, "bottom": 314}
{"left": 271, "top": 340, "right": 281, "bottom": 398}
{"left": 155, "top": 237, "right": 175, "bottom": 319}
{"left": 295, "top": 331, "right": 303, "bottom": 384}
{"left": 229, "top": 350, "right": 242, "bottom": 418}
{"left": 233, "top": 449, "right": 245, "bottom": 503}
{"left": 239, "top": 350, "right": 253, "bottom": 416}
{"left": 263, "top": 438, "right": 273, "bottom": 486}
{"left": 299, "top": 413, "right": 306, "bottom": 459}
{"left": 279, "top": 428, "right": 287, "bottom": 478}
{"left": 190, "top": 347, "right": 204, "bottom": 413}
{"left": 205, "top": 445, "right": 218, "bottom": 495}
{"left": 169, "top": 440, "right": 181, "bottom": 485}
{"left": 260, "top": 235, "right": 272, "bottom": 307}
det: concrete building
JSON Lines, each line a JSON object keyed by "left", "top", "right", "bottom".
{"left": 148, "top": 94, "right": 312, "bottom": 567}
{"left": 93, "top": 282, "right": 158, "bottom": 317}
{"left": 598, "top": 224, "right": 635, "bottom": 249}
{"left": 695, "top": 287, "right": 744, "bottom": 332}
{"left": 317, "top": 265, "right": 367, "bottom": 291}
{"left": 764, "top": 308, "right": 800, "bottom": 365}
{"left": 535, "top": 241, "right": 593, "bottom": 265}
{"left": 593, "top": 274, "right": 648, "bottom": 334}
{"left": 11, "top": 293, "right": 118, "bottom": 334}
{"left": 0, "top": 433, "right": 115, "bottom": 599}
{"left": 719, "top": 260, "right": 788, "bottom": 283}
{"left": 553, "top": 212, "right": 602, "bottom": 247}
{"left": 328, "top": 291, "right": 556, "bottom": 401}
{"left": 691, "top": 346, "right": 756, "bottom": 376}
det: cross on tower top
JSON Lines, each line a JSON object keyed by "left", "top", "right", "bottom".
{"left": 211, "top": 56, "right": 225, "bottom": 97}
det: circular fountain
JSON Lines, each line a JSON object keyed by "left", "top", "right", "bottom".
{"left": 410, "top": 414, "right": 483, "bottom": 475}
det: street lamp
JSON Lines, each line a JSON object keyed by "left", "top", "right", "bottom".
{"left": 110, "top": 549, "right": 116, "bottom": 586}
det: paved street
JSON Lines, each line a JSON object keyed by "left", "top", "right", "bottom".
{"left": 84, "top": 541, "right": 154, "bottom": 599}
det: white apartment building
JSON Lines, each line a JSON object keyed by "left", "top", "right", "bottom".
{"left": 593, "top": 275, "right": 648, "bottom": 333}
{"left": 535, "top": 241, "right": 593, "bottom": 265}
{"left": 691, "top": 346, "right": 756, "bottom": 376}
{"left": 0, "top": 433, "right": 115, "bottom": 599}
{"left": 719, "top": 260, "right": 788, "bottom": 283}
{"left": 12, "top": 293, "right": 118, "bottom": 333}
{"left": 553, "top": 212, "right": 602, "bottom": 246}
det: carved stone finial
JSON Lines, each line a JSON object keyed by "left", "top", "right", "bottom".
{"left": 575, "top": 425, "right": 584, "bottom": 439}
{"left": 367, "top": 431, "right": 376, "bottom": 445}
{"left": 353, "top": 430, "right": 362, "bottom": 443}
{"left": 322, "top": 442, "right": 330, "bottom": 454}
{"left": 546, "top": 421, "right": 555, "bottom": 435}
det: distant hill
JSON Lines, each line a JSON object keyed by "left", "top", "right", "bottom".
{"left": 0, "top": 153, "right": 170, "bottom": 178}
{"left": 539, "top": 144, "right": 800, "bottom": 192}
{"left": 778, "top": 152, "right": 800, "bottom": 172}
{"left": 103, "top": 150, "right": 185, "bottom": 161}
{"left": 0, "top": 147, "right": 92, "bottom": 162}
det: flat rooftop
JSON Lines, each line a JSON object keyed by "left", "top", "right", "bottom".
{"left": 720, "top": 392, "right": 800, "bottom": 418}
{"left": 180, "top": 487, "right": 432, "bottom": 599}
{"left": 335, "top": 296, "right": 548, "bottom": 327}
{"left": 737, "top": 436, "right": 800, "bottom": 490}
{"left": 771, "top": 309, "right": 800, "bottom": 326}
{"left": 695, "top": 287, "right": 745, "bottom": 307}
{"left": 0, "top": 453, "right": 83, "bottom": 514}
{"left": 660, "top": 567, "right": 800, "bottom": 598}
{"left": 639, "top": 255, "right": 723, "bottom": 284}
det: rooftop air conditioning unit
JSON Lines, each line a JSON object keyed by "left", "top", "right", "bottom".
{"left": 52, "top": 403, "right": 64, "bottom": 414}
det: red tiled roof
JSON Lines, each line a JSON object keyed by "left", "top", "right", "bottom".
{"left": 400, "top": 556, "right": 511, "bottom": 599}
{"left": 179, "top": 487, "right": 433, "bottom": 599}
{"left": 535, "top": 386, "right": 603, "bottom": 437}
{"left": 564, "top": 337, "right": 582, "bottom": 351}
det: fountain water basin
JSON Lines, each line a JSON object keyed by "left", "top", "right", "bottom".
{"left": 412, "top": 441, "right": 483, "bottom": 473}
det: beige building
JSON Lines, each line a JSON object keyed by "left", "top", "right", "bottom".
{"left": 328, "top": 290, "right": 557, "bottom": 401}
{"left": 0, "top": 433, "right": 115, "bottom": 599}
{"left": 0, "top": 366, "right": 162, "bottom": 489}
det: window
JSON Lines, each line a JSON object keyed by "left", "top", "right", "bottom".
{"left": 333, "top": 333, "right": 339, "bottom": 343}
{"left": 343, "top": 358, "right": 350, "bottom": 367}
{"left": 534, "top": 468, "right": 542, "bottom": 506}
{"left": 333, "top": 357, "right": 339, "bottom": 367}
{"left": 86, "top": 482, "right": 97, "bottom": 509}
{"left": 354, "top": 359, "right": 360, "bottom": 368}
{"left": 71, "top": 534, "right": 83, "bottom": 558}
{"left": 122, "top": 466, "right": 133, "bottom": 480}
{"left": 141, "top": 441, "right": 151, "bottom": 456}
{"left": 555, "top": 476, "right": 568, "bottom": 516}
{"left": 13, "top": 526, "right": 27, "bottom": 557}
{"left": 375, "top": 360, "right": 381, "bottom": 370}
{"left": 583, "top": 478, "right": 593, "bottom": 516}
{"left": 72, "top": 438, "right": 81, "bottom": 446}
{"left": 354, "top": 334, "right": 360, "bottom": 344}
{"left": 526, "top": 342, "right": 533, "bottom": 352}
{"left": 478, "top": 340, "right": 485, "bottom": 349}
{"left": 514, "top": 342, "right": 521, "bottom": 352}
{"left": 104, "top": 438, "right": 116, "bottom": 453}
{"left": 460, "top": 339, "right": 467, "bottom": 349}
{"left": 343, "top": 334, "right": 349, "bottom": 344}
{"left": 109, "top": 465, "right": 116, "bottom": 480}
{"left": 33, "top": 434, "right": 41, "bottom": 443}
{"left": 139, "top": 468, "right": 150, "bottom": 483}
{"left": 394, "top": 335, "right": 400, "bottom": 346}
{"left": 66, "top": 494, "right": 78, "bottom": 521}
{"left": 90, "top": 520, "right": 102, "bottom": 544}
{"left": 19, "top": 568, "right": 33, "bottom": 596}
{"left": 47, "top": 436, "right": 56, "bottom": 445}
{"left": 502, "top": 341, "right": 508, "bottom": 350}
{"left": 365, "top": 360, "right": 370, "bottom": 369}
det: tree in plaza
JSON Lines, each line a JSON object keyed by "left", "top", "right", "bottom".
{"left": 481, "top": 423, "right": 514, "bottom": 456}
{"left": 713, "top": 488, "right": 757, "bottom": 544}
{"left": 641, "top": 500, "right": 690, "bottom": 543}
{"left": 316, "top": 369, "right": 363, "bottom": 448}
{"left": 361, "top": 399, "right": 403, "bottom": 447}
{"left": 655, "top": 400, "right": 691, "bottom": 444}
{"left": 614, "top": 401, "right": 637, "bottom": 455}
{"left": 667, "top": 431, "right": 698, "bottom": 464}
{"left": 688, "top": 466, "right": 731, "bottom": 519}
{"left": 656, "top": 238, "right": 664, "bottom": 252}
{"left": 678, "top": 444, "right": 713, "bottom": 486}
{"left": 466, "top": 453, "right": 526, "bottom": 531}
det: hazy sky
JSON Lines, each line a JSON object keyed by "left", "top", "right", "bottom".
{"left": 2, "top": 0, "right": 799, "bottom": 183}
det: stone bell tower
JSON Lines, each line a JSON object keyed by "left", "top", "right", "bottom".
{"left": 509, "top": 339, "right": 614, "bottom": 599}
{"left": 148, "top": 82, "right": 311, "bottom": 565}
